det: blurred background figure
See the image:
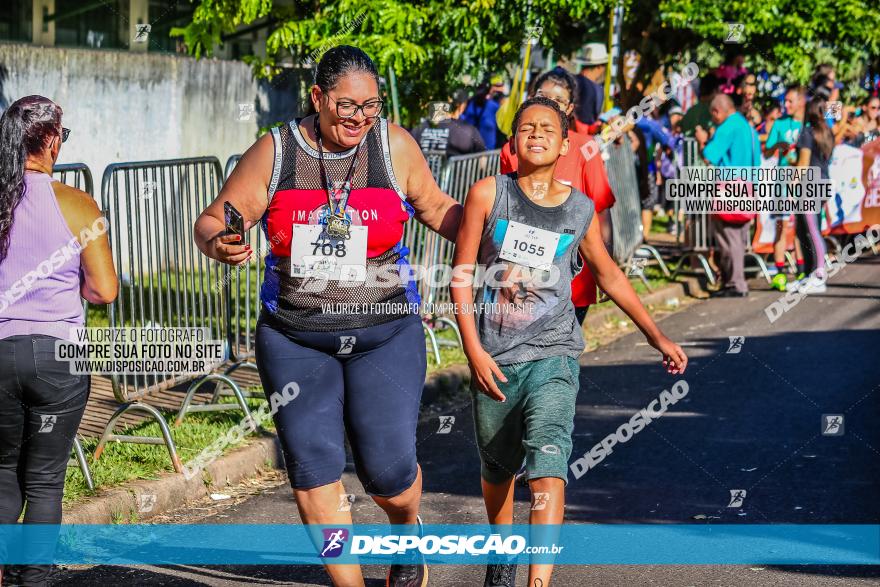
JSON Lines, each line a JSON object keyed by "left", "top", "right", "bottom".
{"left": 634, "top": 105, "right": 674, "bottom": 239}
{"left": 681, "top": 73, "right": 720, "bottom": 138}
{"left": 757, "top": 100, "right": 782, "bottom": 143}
{"left": 695, "top": 93, "right": 761, "bottom": 297}
{"left": 574, "top": 43, "right": 609, "bottom": 135}
{"left": 789, "top": 95, "right": 834, "bottom": 294}
{"left": 656, "top": 104, "right": 686, "bottom": 235}
{"left": 462, "top": 75, "right": 507, "bottom": 149}
{"left": 715, "top": 52, "right": 748, "bottom": 94}
{"left": 411, "top": 89, "right": 485, "bottom": 157}
{"left": 735, "top": 73, "right": 758, "bottom": 117}
{"left": 763, "top": 85, "right": 807, "bottom": 290}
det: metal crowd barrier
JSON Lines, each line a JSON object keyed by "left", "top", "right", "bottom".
{"left": 599, "top": 139, "right": 668, "bottom": 289}
{"left": 669, "top": 139, "right": 771, "bottom": 285}
{"left": 92, "top": 157, "right": 253, "bottom": 473}
{"left": 52, "top": 162, "right": 96, "bottom": 491}
{"left": 213, "top": 154, "right": 263, "bottom": 396}
{"left": 670, "top": 138, "right": 717, "bottom": 285}
{"left": 418, "top": 149, "right": 501, "bottom": 362}
{"left": 432, "top": 149, "right": 501, "bottom": 303}
{"left": 424, "top": 149, "right": 447, "bottom": 183}
{"left": 53, "top": 162, "right": 94, "bottom": 197}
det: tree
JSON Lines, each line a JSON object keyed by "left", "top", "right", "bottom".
{"left": 172, "top": 0, "right": 617, "bottom": 126}
{"left": 618, "top": 0, "right": 880, "bottom": 106}
{"left": 173, "top": 0, "right": 880, "bottom": 124}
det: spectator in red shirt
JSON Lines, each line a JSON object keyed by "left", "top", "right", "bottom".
{"left": 500, "top": 67, "right": 615, "bottom": 324}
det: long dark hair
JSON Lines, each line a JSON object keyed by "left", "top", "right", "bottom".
{"left": 529, "top": 66, "right": 579, "bottom": 128}
{"left": 0, "top": 96, "right": 63, "bottom": 263}
{"left": 804, "top": 98, "right": 833, "bottom": 160}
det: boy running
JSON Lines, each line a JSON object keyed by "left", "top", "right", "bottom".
{"left": 451, "top": 97, "right": 688, "bottom": 587}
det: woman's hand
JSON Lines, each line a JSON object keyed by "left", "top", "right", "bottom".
{"left": 648, "top": 333, "right": 688, "bottom": 375}
{"left": 467, "top": 347, "right": 508, "bottom": 402}
{"left": 210, "top": 233, "right": 251, "bottom": 266}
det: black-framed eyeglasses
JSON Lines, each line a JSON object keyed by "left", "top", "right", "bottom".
{"left": 326, "top": 95, "right": 384, "bottom": 120}
{"left": 61, "top": 128, "right": 70, "bottom": 143}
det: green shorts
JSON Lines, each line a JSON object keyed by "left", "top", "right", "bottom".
{"left": 471, "top": 355, "right": 580, "bottom": 485}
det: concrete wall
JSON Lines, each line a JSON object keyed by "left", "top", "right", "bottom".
{"left": 0, "top": 42, "right": 307, "bottom": 188}
{"left": 0, "top": 43, "right": 306, "bottom": 277}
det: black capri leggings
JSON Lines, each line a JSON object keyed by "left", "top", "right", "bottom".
{"left": 255, "top": 311, "right": 427, "bottom": 497}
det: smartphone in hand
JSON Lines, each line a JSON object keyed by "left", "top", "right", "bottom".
{"left": 224, "top": 201, "right": 245, "bottom": 242}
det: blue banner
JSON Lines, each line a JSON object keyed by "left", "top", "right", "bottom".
{"left": 0, "top": 524, "right": 877, "bottom": 565}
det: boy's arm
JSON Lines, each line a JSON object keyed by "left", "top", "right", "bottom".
{"left": 451, "top": 177, "right": 508, "bottom": 401}
{"left": 578, "top": 215, "right": 688, "bottom": 374}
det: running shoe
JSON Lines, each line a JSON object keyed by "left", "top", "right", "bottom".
{"left": 387, "top": 515, "right": 428, "bottom": 587}
{"left": 771, "top": 273, "right": 787, "bottom": 291}
{"left": 801, "top": 274, "right": 827, "bottom": 294}
{"left": 484, "top": 562, "right": 517, "bottom": 587}
{"left": 785, "top": 274, "right": 827, "bottom": 294}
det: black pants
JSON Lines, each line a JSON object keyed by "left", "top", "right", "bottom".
{"left": 0, "top": 334, "right": 90, "bottom": 586}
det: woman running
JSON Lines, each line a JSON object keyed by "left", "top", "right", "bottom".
{"left": 0, "top": 96, "right": 117, "bottom": 586}
{"left": 498, "top": 67, "right": 614, "bottom": 325}
{"left": 194, "top": 46, "right": 461, "bottom": 587}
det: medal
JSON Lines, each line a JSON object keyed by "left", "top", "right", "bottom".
{"left": 326, "top": 213, "right": 351, "bottom": 239}
{"left": 315, "top": 116, "right": 362, "bottom": 241}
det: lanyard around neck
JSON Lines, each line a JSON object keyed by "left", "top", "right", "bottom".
{"left": 314, "top": 116, "right": 362, "bottom": 218}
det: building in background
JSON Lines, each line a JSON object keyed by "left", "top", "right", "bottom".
{"left": 0, "top": 0, "right": 305, "bottom": 188}
{"left": 0, "top": 0, "right": 269, "bottom": 58}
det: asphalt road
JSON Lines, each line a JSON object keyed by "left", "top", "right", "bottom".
{"left": 52, "top": 256, "right": 880, "bottom": 586}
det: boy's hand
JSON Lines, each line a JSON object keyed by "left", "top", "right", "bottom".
{"left": 648, "top": 334, "right": 688, "bottom": 375}
{"left": 468, "top": 348, "right": 508, "bottom": 402}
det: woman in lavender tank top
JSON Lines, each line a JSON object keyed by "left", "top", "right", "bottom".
{"left": 0, "top": 96, "right": 116, "bottom": 586}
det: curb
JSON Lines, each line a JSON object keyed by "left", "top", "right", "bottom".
{"left": 63, "top": 281, "right": 697, "bottom": 524}
{"left": 583, "top": 280, "right": 691, "bottom": 333}
{"left": 63, "top": 435, "right": 281, "bottom": 524}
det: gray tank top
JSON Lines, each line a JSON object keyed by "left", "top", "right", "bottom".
{"left": 476, "top": 173, "right": 594, "bottom": 364}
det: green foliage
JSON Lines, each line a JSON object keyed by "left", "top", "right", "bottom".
{"left": 173, "top": 0, "right": 618, "bottom": 126}
{"left": 621, "top": 0, "right": 880, "bottom": 103}
{"left": 171, "top": 0, "right": 273, "bottom": 59}
{"left": 173, "top": 0, "right": 880, "bottom": 123}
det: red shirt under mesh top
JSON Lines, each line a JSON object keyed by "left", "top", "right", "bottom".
{"left": 499, "top": 129, "right": 615, "bottom": 307}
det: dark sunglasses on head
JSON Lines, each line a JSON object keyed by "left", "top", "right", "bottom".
{"left": 61, "top": 127, "right": 70, "bottom": 143}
